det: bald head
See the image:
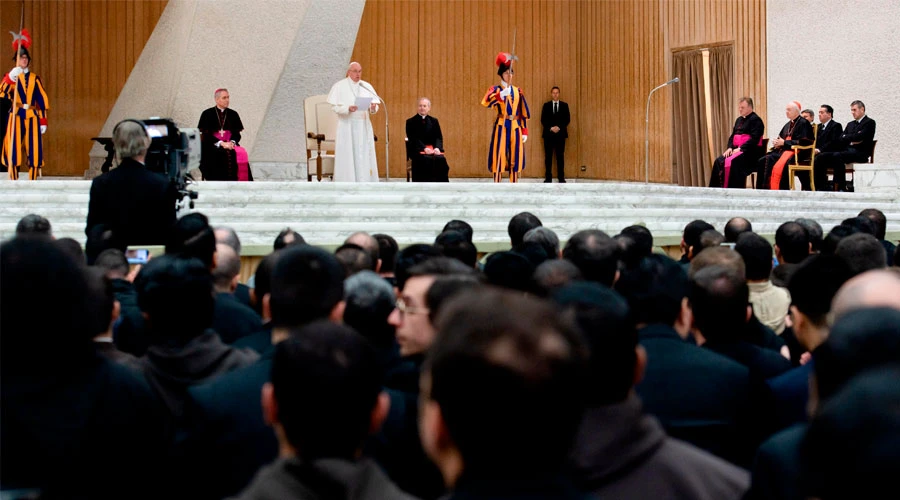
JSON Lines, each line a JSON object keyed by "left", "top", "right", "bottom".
{"left": 212, "top": 243, "right": 242, "bottom": 292}
{"left": 831, "top": 269, "right": 900, "bottom": 321}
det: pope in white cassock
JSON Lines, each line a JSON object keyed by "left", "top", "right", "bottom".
{"left": 327, "top": 62, "right": 381, "bottom": 182}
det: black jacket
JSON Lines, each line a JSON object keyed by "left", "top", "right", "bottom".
{"left": 541, "top": 101, "right": 570, "bottom": 139}
{"left": 85, "top": 157, "right": 177, "bottom": 248}
{"left": 838, "top": 115, "right": 876, "bottom": 158}
{"left": 815, "top": 120, "right": 843, "bottom": 153}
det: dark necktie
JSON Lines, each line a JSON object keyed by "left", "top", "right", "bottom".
{"left": 554, "top": 102, "right": 558, "bottom": 114}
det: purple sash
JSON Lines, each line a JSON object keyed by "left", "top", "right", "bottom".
{"left": 723, "top": 134, "right": 751, "bottom": 187}
{"left": 214, "top": 130, "right": 250, "bottom": 181}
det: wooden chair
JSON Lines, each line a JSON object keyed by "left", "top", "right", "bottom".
{"left": 747, "top": 138, "right": 769, "bottom": 189}
{"left": 832, "top": 140, "right": 877, "bottom": 192}
{"left": 303, "top": 95, "right": 336, "bottom": 182}
{"left": 788, "top": 123, "right": 818, "bottom": 190}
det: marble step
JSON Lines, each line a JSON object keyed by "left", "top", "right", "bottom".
{"left": 1, "top": 180, "right": 898, "bottom": 252}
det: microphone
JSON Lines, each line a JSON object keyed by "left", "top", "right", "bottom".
{"left": 644, "top": 77, "right": 680, "bottom": 183}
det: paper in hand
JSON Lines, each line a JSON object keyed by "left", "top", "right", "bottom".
{"left": 355, "top": 96, "right": 373, "bottom": 109}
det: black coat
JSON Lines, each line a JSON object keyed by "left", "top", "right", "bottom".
{"left": 85, "top": 157, "right": 178, "bottom": 248}
{"left": 183, "top": 353, "right": 277, "bottom": 500}
{"left": 838, "top": 115, "right": 876, "bottom": 158}
{"left": 0, "top": 354, "right": 171, "bottom": 497}
{"left": 727, "top": 111, "right": 765, "bottom": 155}
{"left": 636, "top": 324, "right": 760, "bottom": 466}
{"left": 815, "top": 120, "right": 843, "bottom": 153}
{"left": 541, "top": 101, "right": 570, "bottom": 139}
{"left": 213, "top": 292, "right": 264, "bottom": 344}
{"left": 406, "top": 114, "right": 444, "bottom": 153}
{"left": 198, "top": 106, "right": 248, "bottom": 181}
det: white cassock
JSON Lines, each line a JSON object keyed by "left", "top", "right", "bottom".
{"left": 326, "top": 77, "right": 381, "bottom": 182}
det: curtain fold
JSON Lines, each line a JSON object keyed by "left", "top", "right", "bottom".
{"left": 672, "top": 51, "right": 710, "bottom": 187}
{"left": 709, "top": 46, "right": 734, "bottom": 166}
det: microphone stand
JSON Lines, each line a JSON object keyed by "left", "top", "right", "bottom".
{"left": 644, "top": 77, "right": 679, "bottom": 183}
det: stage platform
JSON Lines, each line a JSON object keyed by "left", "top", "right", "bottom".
{"left": 1, "top": 180, "right": 898, "bottom": 255}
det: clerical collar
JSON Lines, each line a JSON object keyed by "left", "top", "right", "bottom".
{"left": 419, "top": 113, "right": 428, "bottom": 118}
{"left": 216, "top": 106, "right": 227, "bottom": 112}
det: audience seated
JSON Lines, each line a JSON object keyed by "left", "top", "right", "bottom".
{"left": 423, "top": 288, "right": 591, "bottom": 499}
{"left": 135, "top": 254, "right": 259, "bottom": 419}
{"left": 555, "top": 282, "right": 750, "bottom": 499}
{"left": 772, "top": 222, "right": 812, "bottom": 287}
{"left": 1, "top": 236, "right": 170, "bottom": 498}
{"left": 562, "top": 229, "right": 620, "bottom": 286}
{"left": 184, "top": 245, "right": 346, "bottom": 499}
{"left": 858, "top": 208, "right": 896, "bottom": 266}
{"left": 3, "top": 203, "right": 895, "bottom": 499}
{"left": 615, "top": 254, "right": 760, "bottom": 466}
{"left": 232, "top": 321, "right": 418, "bottom": 500}
{"left": 212, "top": 243, "right": 263, "bottom": 344}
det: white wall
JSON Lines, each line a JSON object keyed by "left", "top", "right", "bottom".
{"left": 767, "top": 0, "right": 900, "bottom": 163}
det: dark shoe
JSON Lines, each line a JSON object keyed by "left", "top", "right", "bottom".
{"left": 543, "top": 179, "right": 552, "bottom": 183}
{"left": 558, "top": 179, "right": 566, "bottom": 183}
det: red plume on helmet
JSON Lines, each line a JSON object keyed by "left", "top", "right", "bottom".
{"left": 11, "top": 28, "right": 32, "bottom": 54}
{"left": 495, "top": 52, "right": 514, "bottom": 68}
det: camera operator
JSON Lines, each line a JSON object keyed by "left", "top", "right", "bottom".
{"left": 85, "top": 119, "right": 178, "bottom": 250}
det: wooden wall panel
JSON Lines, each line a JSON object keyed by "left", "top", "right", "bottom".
{"left": 351, "top": 0, "right": 766, "bottom": 183}
{"left": 1, "top": 0, "right": 167, "bottom": 177}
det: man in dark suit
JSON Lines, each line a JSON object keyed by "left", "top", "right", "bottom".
{"left": 815, "top": 100, "right": 876, "bottom": 191}
{"left": 540, "top": 86, "right": 570, "bottom": 183}
{"left": 802, "top": 104, "right": 843, "bottom": 191}
{"left": 406, "top": 97, "right": 449, "bottom": 182}
{"left": 85, "top": 120, "right": 178, "bottom": 251}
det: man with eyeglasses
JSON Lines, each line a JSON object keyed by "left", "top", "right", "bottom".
{"left": 388, "top": 257, "right": 476, "bottom": 362}
{"left": 380, "top": 256, "right": 478, "bottom": 499}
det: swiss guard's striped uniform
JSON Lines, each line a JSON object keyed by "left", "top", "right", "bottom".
{"left": 482, "top": 84, "right": 530, "bottom": 181}
{"left": 1, "top": 69, "right": 49, "bottom": 180}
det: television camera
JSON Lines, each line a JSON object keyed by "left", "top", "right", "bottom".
{"left": 141, "top": 117, "right": 201, "bottom": 212}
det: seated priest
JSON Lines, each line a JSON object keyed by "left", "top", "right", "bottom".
{"left": 197, "top": 88, "right": 252, "bottom": 181}
{"left": 709, "top": 97, "right": 765, "bottom": 188}
{"left": 756, "top": 101, "right": 813, "bottom": 190}
{"left": 406, "top": 97, "right": 450, "bottom": 182}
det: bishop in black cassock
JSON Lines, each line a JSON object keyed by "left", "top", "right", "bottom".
{"left": 405, "top": 98, "right": 449, "bottom": 182}
{"left": 197, "top": 89, "right": 251, "bottom": 181}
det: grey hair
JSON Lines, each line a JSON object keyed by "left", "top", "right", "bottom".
{"left": 113, "top": 120, "right": 149, "bottom": 159}
{"left": 418, "top": 97, "right": 431, "bottom": 106}
{"left": 214, "top": 88, "right": 228, "bottom": 99}
{"left": 344, "top": 270, "right": 395, "bottom": 311}
{"left": 212, "top": 243, "right": 241, "bottom": 290}
{"left": 215, "top": 226, "right": 241, "bottom": 255}
{"left": 524, "top": 226, "right": 560, "bottom": 257}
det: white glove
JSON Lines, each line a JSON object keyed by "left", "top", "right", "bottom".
{"left": 499, "top": 87, "right": 512, "bottom": 99}
{"left": 40, "top": 125, "right": 47, "bottom": 134}
{"left": 8, "top": 67, "right": 23, "bottom": 82}
{"left": 522, "top": 135, "right": 528, "bottom": 144}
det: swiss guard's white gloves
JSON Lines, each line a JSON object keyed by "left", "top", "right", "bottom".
{"left": 499, "top": 87, "right": 512, "bottom": 99}
{"left": 40, "top": 125, "right": 47, "bottom": 134}
{"left": 8, "top": 67, "right": 24, "bottom": 82}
